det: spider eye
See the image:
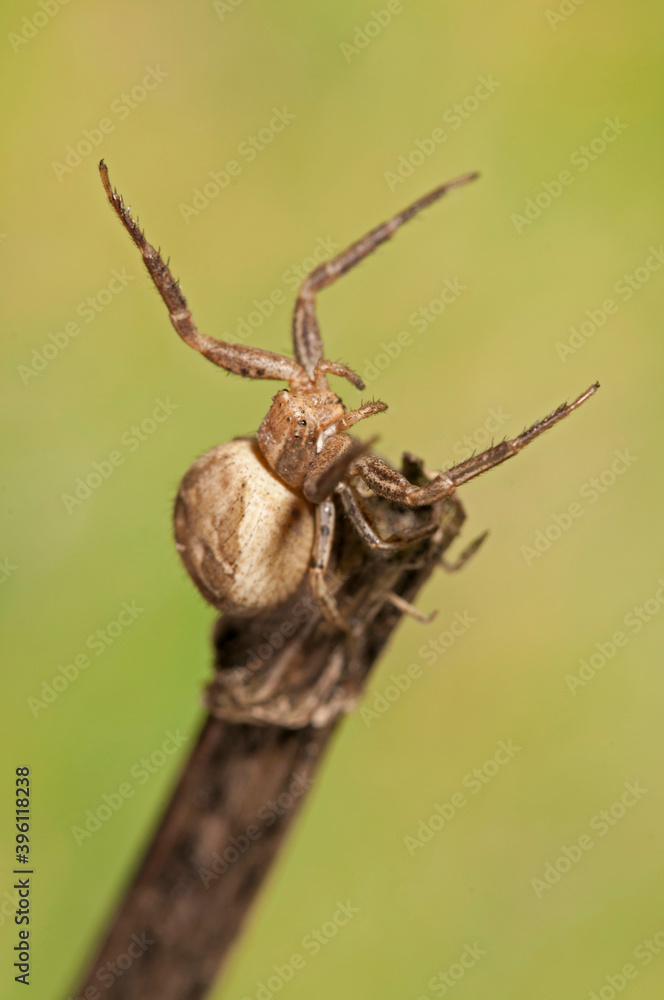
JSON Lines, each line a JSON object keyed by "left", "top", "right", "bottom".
{"left": 298, "top": 419, "right": 306, "bottom": 426}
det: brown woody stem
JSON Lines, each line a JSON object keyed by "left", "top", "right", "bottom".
{"left": 73, "top": 474, "right": 470, "bottom": 1000}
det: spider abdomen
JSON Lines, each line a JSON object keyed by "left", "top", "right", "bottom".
{"left": 173, "top": 438, "right": 315, "bottom": 616}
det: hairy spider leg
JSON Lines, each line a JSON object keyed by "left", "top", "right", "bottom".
{"left": 336, "top": 481, "right": 439, "bottom": 552}
{"left": 292, "top": 172, "right": 480, "bottom": 376}
{"left": 99, "top": 161, "right": 306, "bottom": 384}
{"left": 315, "top": 360, "right": 366, "bottom": 390}
{"left": 315, "top": 400, "right": 388, "bottom": 453}
{"left": 309, "top": 500, "right": 350, "bottom": 632}
{"left": 440, "top": 531, "right": 489, "bottom": 572}
{"left": 385, "top": 592, "right": 438, "bottom": 624}
{"left": 335, "top": 400, "right": 388, "bottom": 433}
{"left": 355, "top": 383, "right": 600, "bottom": 507}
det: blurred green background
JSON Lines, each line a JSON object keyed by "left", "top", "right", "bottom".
{"left": 2, "top": 1, "right": 663, "bottom": 997}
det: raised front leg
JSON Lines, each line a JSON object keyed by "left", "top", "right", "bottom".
{"left": 355, "top": 384, "right": 600, "bottom": 507}
{"left": 99, "top": 161, "right": 305, "bottom": 384}
{"left": 292, "top": 173, "right": 479, "bottom": 375}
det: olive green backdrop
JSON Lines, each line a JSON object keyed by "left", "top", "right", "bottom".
{"left": 2, "top": 1, "right": 663, "bottom": 998}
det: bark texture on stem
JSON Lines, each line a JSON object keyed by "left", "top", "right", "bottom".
{"left": 73, "top": 461, "right": 473, "bottom": 1000}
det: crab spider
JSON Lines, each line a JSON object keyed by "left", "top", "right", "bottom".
{"left": 99, "top": 161, "right": 598, "bottom": 631}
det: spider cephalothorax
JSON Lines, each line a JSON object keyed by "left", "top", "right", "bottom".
{"left": 99, "top": 162, "right": 598, "bottom": 630}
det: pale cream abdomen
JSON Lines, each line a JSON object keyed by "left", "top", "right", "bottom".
{"left": 173, "top": 438, "right": 315, "bottom": 616}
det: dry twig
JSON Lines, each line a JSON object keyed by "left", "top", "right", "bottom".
{"left": 73, "top": 466, "right": 474, "bottom": 1000}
